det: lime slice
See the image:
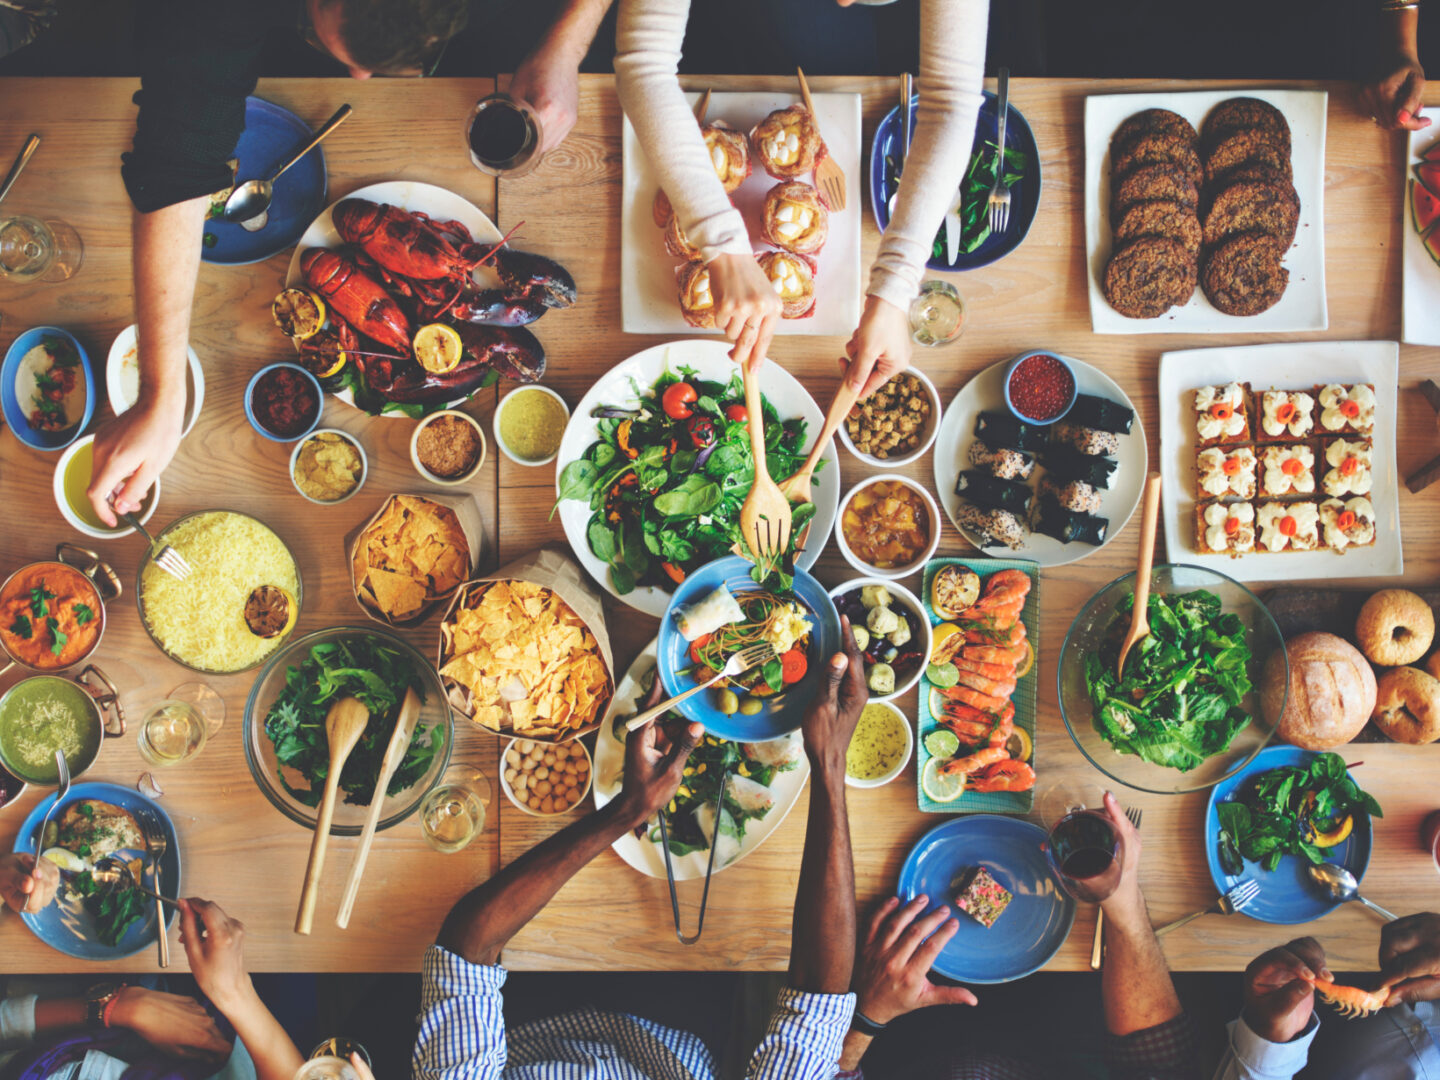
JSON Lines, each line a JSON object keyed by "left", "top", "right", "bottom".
{"left": 926, "top": 662, "right": 959, "bottom": 688}
{"left": 921, "top": 756, "right": 967, "bottom": 803}
{"left": 924, "top": 729, "right": 960, "bottom": 759}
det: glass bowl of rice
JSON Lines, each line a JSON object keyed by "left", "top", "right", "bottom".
{"left": 137, "top": 509, "right": 304, "bottom": 674}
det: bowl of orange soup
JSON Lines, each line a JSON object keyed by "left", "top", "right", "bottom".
{"left": 0, "top": 560, "right": 108, "bottom": 676}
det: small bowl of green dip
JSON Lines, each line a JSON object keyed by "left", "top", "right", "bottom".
{"left": 845, "top": 700, "right": 912, "bottom": 789}
{"left": 493, "top": 385, "right": 569, "bottom": 467}
{"left": 0, "top": 674, "right": 117, "bottom": 785}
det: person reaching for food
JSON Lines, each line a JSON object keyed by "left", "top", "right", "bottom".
{"left": 0, "top": 852, "right": 59, "bottom": 915}
{"left": 1361, "top": 0, "right": 1429, "bottom": 132}
{"left": 413, "top": 617, "right": 868, "bottom": 1080}
{"left": 614, "top": 0, "right": 988, "bottom": 395}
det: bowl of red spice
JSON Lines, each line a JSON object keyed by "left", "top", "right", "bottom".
{"left": 245, "top": 362, "right": 323, "bottom": 443}
{"left": 1003, "top": 351, "right": 1077, "bottom": 426}
{"left": 411, "top": 409, "right": 488, "bottom": 486}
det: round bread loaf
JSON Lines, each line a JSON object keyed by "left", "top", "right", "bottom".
{"left": 1260, "top": 631, "right": 1377, "bottom": 750}
{"left": 1373, "top": 665, "right": 1440, "bottom": 744}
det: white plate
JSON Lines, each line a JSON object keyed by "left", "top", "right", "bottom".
{"left": 1402, "top": 111, "right": 1440, "bottom": 346}
{"left": 621, "top": 91, "right": 862, "bottom": 336}
{"left": 1084, "top": 89, "right": 1328, "bottom": 334}
{"left": 592, "top": 637, "right": 809, "bottom": 880}
{"left": 554, "top": 339, "right": 840, "bottom": 616}
{"left": 1158, "top": 341, "right": 1402, "bottom": 582}
{"left": 284, "top": 180, "right": 504, "bottom": 416}
{"left": 105, "top": 324, "right": 203, "bottom": 438}
{"left": 932, "top": 357, "right": 1147, "bottom": 568}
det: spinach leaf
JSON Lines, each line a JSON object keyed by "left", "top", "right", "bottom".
{"left": 587, "top": 522, "right": 617, "bottom": 563}
{"left": 654, "top": 476, "right": 721, "bottom": 517}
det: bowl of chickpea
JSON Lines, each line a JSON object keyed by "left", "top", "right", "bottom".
{"left": 500, "top": 736, "right": 593, "bottom": 816}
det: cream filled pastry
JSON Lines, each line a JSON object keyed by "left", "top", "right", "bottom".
{"left": 756, "top": 251, "right": 817, "bottom": 319}
{"left": 1197, "top": 447, "right": 1258, "bottom": 499}
{"left": 1319, "top": 497, "right": 1376, "bottom": 551}
{"left": 1261, "top": 444, "right": 1315, "bottom": 496}
{"left": 1194, "top": 382, "right": 1248, "bottom": 443}
{"left": 1259, "top": 390, "right": 1315, "bottom": 440}
{"left": 750, "top": 105, "right": 824, "bottom": 180}
{"left": 1318, "top": 383, "right": 1376, "bottom": 434}
{"left": 760, "top": 180, "right": 829, "bottom": 255}
{"left": 1199, "top": 501, "right": 1255, "bottom": 555}
{"left": 1322, "top": 438, "right": 1373, "bottom": 497}
{"left": 676, "top": 259, "right": 716, "bottom": 328}
{"left": 701, "top": 121, "right": 751, "bottom": 193}
{"left": 1257, "top": 501, "right": 1320, "bottom": 553}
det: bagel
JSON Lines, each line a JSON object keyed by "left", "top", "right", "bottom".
{"left": 1428, "top": 653, "right": 1440, "bottom": 681}
{"left": 1261, "top": 632, "right": 1376, "bottom": 750}
{"left": 1373, "top": 666, "right": 1440, "bottom": 744}
{"left": 1355, "top": 589, "right": 1435, "bottom": 667}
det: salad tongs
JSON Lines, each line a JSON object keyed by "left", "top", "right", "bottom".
{"left": 656, "top": 758, "right": 731, "bottom": 946}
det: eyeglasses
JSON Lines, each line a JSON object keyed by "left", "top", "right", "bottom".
{"left": 296, "top": 4, "right": 448, "bottom": 78}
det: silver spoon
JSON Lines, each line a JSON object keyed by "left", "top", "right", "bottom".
{"left": 1308, "top": 863, "right": 1398, "bottom": 921}
{"left": 0, "top": 133, "right": 40, "bottom": 209}
{"left": 32, "top": 750, "right": 69, "bottom": 856}
{"left": 887, "top": 74, "right": 912, "bottom": 218}
{"left": 222, "top": 104, "right": 352, "bottom": 224}
{"left": 89, "top": 855, "right": 180, "bottom": 908}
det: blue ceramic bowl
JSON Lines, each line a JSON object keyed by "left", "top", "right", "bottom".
{"left": 870, "top": 90, "right": 1041, "bottom": 272}
{"left": 244, "top": 362, "right": 324, "bottom": 443}
{"left": 658, "top": 555, "right": 841, "bottom": 741}
{"left": 1, "top": 326, "right": 94, "bottom": 451}
{"left": 1002, "top": 350, "right": 1078, "bottom": 425}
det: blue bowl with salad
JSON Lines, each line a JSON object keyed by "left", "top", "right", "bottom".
{"left": 869, "top": 90, "right": 1041, "bottom": 271}
{"left": 658, "top": 555, "right": 841, "bottom": 742}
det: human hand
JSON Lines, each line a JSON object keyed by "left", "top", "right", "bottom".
{"left": 1097, "top": 791, "right": 1145, "bottom": 923}
{"left": 1361, "top": 54, "right": 1430, "bottom": 131}
{"left": 800, "top": 615, "right": 868, "bottom": 776}
{"left": 87, "top": 401, "right": 180, "bottom": 527}
{"left": 0, "top": 852, "right": 59, "bottom": 913}
{"left": 108, "top": 986, "right": 232, "bottom": 1062}
{"left": 1242, "top": 936, "right": 1329, "bottom": 1043}
{"left": 350, "top": 1054, "right": 376, "bottom": 1080}
{"left": 708, "top": 253, "right": 781, "bottom": 373}
{"left": 510, "top": 42, "right": 580, "bottom": 153}
{"left": 1381, "top": 912, "right": 1440, "bottom": 1006}
{"left": 854, "top": 895, "right": 979, "bottom": 1023}
{"left": 178, "top": 898, "right": 254, "bottom": 1014}
{"left": 615, "top": 698, "right": 701, "bottom": 828}
{"left": 842, "top": 295, "right": 911, "bottom": 400}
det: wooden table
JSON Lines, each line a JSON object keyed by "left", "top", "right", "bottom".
{"left": 1, "top": 74, "right": 1437, "bottom": 975}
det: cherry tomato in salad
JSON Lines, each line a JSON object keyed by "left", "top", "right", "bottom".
{"left": 779, "top": 648, "right": 808, "bottom": 684}
{"left": 687, "top": 415, "right": 716, "bottom": 448}
{"left": 663, "top": 382, "right": 698, "bottom": 419}
{"left": 725, "top": 404, "right": 748, "bottom": 424}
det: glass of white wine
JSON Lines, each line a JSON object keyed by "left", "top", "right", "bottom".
{"left": 136, "top": 700, "right": 208, "bottom": 767}
{"left": 908, "top": 280, "right": 966, "bottom": 347}
{"left": 420, "top": 763, "right": 491, "bottom": 854}
{"left": 0, "top": 214, "right": 84, "bottom": 282}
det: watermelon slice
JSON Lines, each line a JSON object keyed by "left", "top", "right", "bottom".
{"left": 1424, "top": 141, "right": 1440, "bottom": 163}
{"left": 1414, "top": 179, "right": 1440, "bottom": 237}
{"left": 1426, "top": 227, "right": 1440, "bottom": 269}
{"left": 1416, "top": 160, "right": 1440, "bottom": 199}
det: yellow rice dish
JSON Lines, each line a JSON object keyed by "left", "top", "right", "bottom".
{"left": 140, "top": 511, "right": 301, "bottom": 673}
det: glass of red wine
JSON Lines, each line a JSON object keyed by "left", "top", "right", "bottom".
{"left": 466, "top": 93, "right": 545, "bottom": 177}
{"left": 1040, "top": 781, "right": 1123, "bottom": 903}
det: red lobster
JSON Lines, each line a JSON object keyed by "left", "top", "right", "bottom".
{"left": 300, "top": 248, "right": 411, "bottom": 353}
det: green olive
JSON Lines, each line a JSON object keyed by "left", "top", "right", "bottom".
{"left": 716, "top": 688, "right": 740, "bottom": 715}
{"left": 738, "top": 695, "right": 764, "bottom": 716}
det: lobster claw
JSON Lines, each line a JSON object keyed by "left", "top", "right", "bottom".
{"left": 454, "top": 322, "right": 546, "bottom": 383}
{"left": 492, "top": 247, "right": 578, "bottom": 310}
{"left": 451, "top": 288, "right": 548, "bottom": 327}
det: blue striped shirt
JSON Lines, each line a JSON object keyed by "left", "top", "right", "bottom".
{"left": 413, "top": 945, "right": 855, "bottom": 1080}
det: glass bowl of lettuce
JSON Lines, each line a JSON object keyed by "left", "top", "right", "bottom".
{"left": 1058, "top": 565, "right": 1285, "bottom": 794}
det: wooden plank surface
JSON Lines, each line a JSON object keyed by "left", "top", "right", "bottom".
{"left": 493, "top": 75, "right": 1440, "bottom": 974}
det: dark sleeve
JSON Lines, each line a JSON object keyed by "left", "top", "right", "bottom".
{"left": 120, "top": 0, "right": 268, "bottom": 213}
{"left": 1105, "top": 1013, "right": 1202, "bottom": 1080}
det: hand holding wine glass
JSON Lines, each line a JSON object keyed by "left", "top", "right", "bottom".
{"left": 1041, "top": 781, "right": 1125, "bottom": 903}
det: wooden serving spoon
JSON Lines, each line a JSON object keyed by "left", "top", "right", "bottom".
{"left": 1115, "top": 473, "right": 1163, "bottom": 681}
{"left": 738, "top": 360, "right": 792, "bottom": 567}
{"left": 336, "top": 687, "right": 421, "bottom": 929}
{"left": 295, "top": 696, "right": 370, "bottom": 935}
{"left": 780, "top": 374, "right": 859, "bottom": 504}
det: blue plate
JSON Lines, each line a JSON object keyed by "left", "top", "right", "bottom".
{"left": 658, "top": 555, "right": 841, "bottom": 742}
{"left": 1205, "top": 746, "right": 1373, "bottom": 926}
{"left": 897, "top": 815, "right": 1074, "bottom": 984}
{"left": 869, "top": 91, "right": 1041, "bottom": 271}
{"left": 13, "top": 782, "right": 181, "bottom": 960}
{"left": 1, "top": 326, "right": 94, "bottom": 451}
{"left": 202, "top": 97, "right": 328, "bottom": 266}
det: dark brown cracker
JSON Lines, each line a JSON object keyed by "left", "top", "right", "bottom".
{"left": 1201, "top": 232, "right": 1289, "bottom": 316}
{"left": 1202, "top": 180, "right": 1300, "bottom": 248}
{"left": 1113, "top": 132, "right": 1203, "bottom": 185}
{"left": 1103, "top": 236, "right": 1197, "bottom": 319}
{"left": 1114, "top": 199, "right": 1203, "bottom": 256}
{"left": 1204, "top": 130, "right": 1293, "bottom": 187}
{"left": 1112, "top": 108, "right": 1198, "bottom": 150}
{"left": 1111, "top": 163, "right": 1199, "bottom": 217}
{"left": 1202, "top": 97, "right": 1292, "bottom": 152}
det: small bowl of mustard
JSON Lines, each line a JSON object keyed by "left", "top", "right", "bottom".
{"left": 845, "top": 700, "right": 913, "bottom": 789}
{"left": 493, "top": 385, "right": 569, "bottom": 467}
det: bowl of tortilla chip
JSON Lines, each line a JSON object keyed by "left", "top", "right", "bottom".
{"left": 438, "top": 578, "right": 614, "bottom": 745}
{"left": 290, "top": 429, "right": 367, "bottom": 505}
{"left": 349, "top": 494, "right": 478, "bottom": 627}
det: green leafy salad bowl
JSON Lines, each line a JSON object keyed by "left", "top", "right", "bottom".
{"left": 243, "top": 627, "right": 452, "bottom": 834}
{"left": 1058, "top": 565, "right": 1285, "bottom": 795}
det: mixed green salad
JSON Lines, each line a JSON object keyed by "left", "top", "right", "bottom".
{"left": 884, "top": 140, "right": 1028, "bottom": 261}
{"left": 264, "top": 635, "right": 443, "bottom": 807}
{"left": 556, "top": 364, "right": 820, "bottom": 594}
{"left": 70, "top": 870, "right": 146, "bottom": 947}
{"left": 1084, "top": 590, "right": 1254, "bottom": 772}
{"left": 1217, "top": 752, "right": 1382, "bottom": 875}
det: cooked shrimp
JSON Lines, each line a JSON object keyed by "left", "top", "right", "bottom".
{"left": 968, "top": 759, "right": 1035, "bottom": 792}
{"left": 938, "top": 745, "right": 1008, "bottom": 778}
{"left": 938, "top": 701, "right": 1012, "bottom": 748}
{"left": 1305, "top": 976, "right": 1392, "bottom": 1019}
{"left": 954, "top": 668, "right": 1017, "bottom": 699}
{"left": 936, "top": 684, "right": 1013, "bottom": 713}
{"left": 962, "top": 643, "right": 1028, "bottom": 666}
{"left": 952, "top": 656, "right": 1017, "bottom": 682}
{"left": 940, "top": 715, "right": 995, "bottom": 743}
{"left": 986, "top": 709, "right": 1015, "bottom": 749}
{"left": 963, "top": 621, "right": 1026, "bottom": 647}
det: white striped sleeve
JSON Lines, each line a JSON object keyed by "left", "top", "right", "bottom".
{"left": 411, "top": 945, "right": 507, "bottom": 1080}
{"left": 744, "top": 987, "right": 855, "bottom": 1080}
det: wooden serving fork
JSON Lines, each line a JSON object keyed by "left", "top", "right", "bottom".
{"left": 797, "top": 67, "right": 846, "bottom": 210}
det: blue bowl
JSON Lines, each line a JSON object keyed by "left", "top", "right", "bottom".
{"left": 869, "top": 90, "right": 1042, "bottom": 271}
{"left": 1, "top": 326, "right": 95, "bottom": 451}
{"left": 1002, "top": 350, "right": 1078, "bottom": 425}
{"left": 658, "top": 556, "right": 841, "bottom": 742}
{"left": 244, "top": 362, "right": 324, "bottom": 443}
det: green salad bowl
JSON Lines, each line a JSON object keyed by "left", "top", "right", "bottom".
{"left": 1058, "top": 564, "right": 1285, "bottom": 795}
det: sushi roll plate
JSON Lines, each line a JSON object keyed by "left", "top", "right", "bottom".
{"left": 934, "top": 355, "right": 1148, "bottom": 567}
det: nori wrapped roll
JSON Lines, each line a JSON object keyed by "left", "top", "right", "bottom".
{"left": 1068, "top": 393, "right": 1134, "bottom": 435}
{"left": 1041, "top": 451, "right": 1119, "bottom": 489}
{"left": 974, "top": 411, "right": 1048, "bottom": 452}
{"left": 954, "top": 470, "right": 1033, "bottom": 513}
{"left": 1034, "top": 496, "right": 1108, "bottom": 545}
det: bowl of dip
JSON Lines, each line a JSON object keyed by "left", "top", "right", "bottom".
{"left": 105, "top": 324, "right": 205, "bottom": 439}
{"left": 0, "top": 671, "right": 125, "bottom": 786}
{"left": 1003, "top": 351, "right": 1077, "bottom": 426}
{"left": 0, "top": 557, "right": 113, "bottom": 679}
{"left": 290, "top": 429, "right": 367, "bottom": 504}
{"left": 1, "top": 326, "right": 94, "bottom": 451}
{"left": 835, "top": 474, "right": 941, "bottom": 580}
{"left": 845, "top": 700, "right": 912, "bottom": 788}
{"left": 54, "top": 435, "right": 161, "bottom": 540}
{"left": 244, "top": 362, "right": 322, "bottom": 443}
{"left": 411, "top": 410, "right": 486, "bottom": 485}
{"left": 494, "top": 385, "right": 569, "bottom": 466}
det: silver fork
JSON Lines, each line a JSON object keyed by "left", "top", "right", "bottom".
{"left": 135, "top": 809, "right": 170, "bottom": 967}
{"left": 1154, "top": 878, "right": 1261, "bottom": 937}
{"left": 986, "top": 67, "right": 1012, "bottom": 236}
{"left": 1090, "top": 805, "right": 1142, "bottom": 969}
{"left": 625, "top": 642, "right": 777, "bottom": 732}
{"left": 116, "top": 503, "right": 191, "bottom": 580}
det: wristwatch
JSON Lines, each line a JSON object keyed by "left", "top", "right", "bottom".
{"left": 84, "top": 982, "right": 125, "bottom": 1028}
{"left": 850, "top": 1008, "right": 888, "bottom": 1037}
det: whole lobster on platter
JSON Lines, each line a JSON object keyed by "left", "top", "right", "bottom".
{"left": 300, "top": 248, "right": 411, "bottom": 353}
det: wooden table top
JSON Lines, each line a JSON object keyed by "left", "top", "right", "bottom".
{"left": 1, "top": 74, "right": 1437, "bottom": 976}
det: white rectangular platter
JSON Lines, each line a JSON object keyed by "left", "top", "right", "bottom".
{"left": 1158, "top": 341, "right": 1401, "bottom": 583}
{"left": 1402, "top": 109, "right": 1440, "bottom": 346}
{"left": 621, "top": 90, "right": 863, "bottom": 336}
{"left": 1084, "top": 89, "right": 1328, "bottom": 335}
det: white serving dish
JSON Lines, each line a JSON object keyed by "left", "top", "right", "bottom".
{"left": 410, "top": 410, "right": 486, "bottom": 485}
{"left": 289, "top": 428, "right": 368, "bottom": 505}
{"left": 837, "top": 367, "right": 941, "bottom": 469}
{"left": 1402, "top": 111, "right": 1440, "bottom": 346}
{"left": 834, "top": 474, "right": 941, "bottom": 581}
{"left": 844, "top": 700, "right": 912, "bottom": 790}
{"left": 499, "top": 736, "right": 593, "bottom": 818}
{"left": 493, "top": 385, "right": 569, "bottom": 467}
{"left": 827, "top": 577, "right": 933, "bottom": 702}
{"left": 53, "top": 434, "right": 160, "bottom": 539}
{"left": 105, "top": 324, "right": 204, "bottom": 437}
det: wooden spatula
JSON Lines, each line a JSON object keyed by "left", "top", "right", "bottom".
{"left": 780, "top": 374, "right": 859, "bottom": 503}
{"left": 1115, "top": 473, "right": 1163, "bottom": 681}
{"left": 335, "top": 687, "right": 422, "bottom": 929}
{"left": 796, "top": 67, "right": 845, "bottom": 211}
{"left": 295, "top": 696, "right": 370, "bottom": 935}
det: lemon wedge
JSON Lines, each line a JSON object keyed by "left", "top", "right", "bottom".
{"left": 272, "top": 289, "right": 325, "bottom": 341}
{"left": 1014, "top": 640, "right": 1035, "bottom": 680}
{"left": 41, "top": 847, "right": 89, "bottom": 873}
{"left": 1005, "top": 726, "right": 1033, "bottom": 763}
{"left": 413, "top": 323, "right": 464, "bottom": 374}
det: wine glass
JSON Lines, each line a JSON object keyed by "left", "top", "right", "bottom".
{"left": 1040, "top": 780, "right": 1123, "bottom": 903}
{"left": 465, "top": 93, "right": 545, "bottom": 177}
{"left": 0, "top": 214, "right": 84, "bottom": 282}
{"left": 908, "top": 280, "right": 966, "bottom": 346}
{"left": 420, "top": 763, "right": 491, "bottom": 853}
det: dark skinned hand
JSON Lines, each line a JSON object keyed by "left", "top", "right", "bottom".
{"left": 614, "top": 672, "right": 701, "bottom": 828}
{"left": 1381, "top": 912, "right": 1440, "bottom": 1007}
{"left": 800, "top": 614, "right": 868, "bottom": 774}
{"left": 1242, "top": 936, "right": 1330, "bottom": 1044}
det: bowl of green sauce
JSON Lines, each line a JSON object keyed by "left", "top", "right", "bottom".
{"left": 494, "top": 385, "right": 569, "bottom": 467}
{"left": 845, "top": 700, "right": 912, "bottom": 789}
{"left": 0, "top": 674, "right": 113, "bottom": 785}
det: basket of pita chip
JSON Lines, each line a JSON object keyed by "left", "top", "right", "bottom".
{"left": 348, "top": 493, "right": 481, "bottom": 627}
